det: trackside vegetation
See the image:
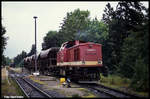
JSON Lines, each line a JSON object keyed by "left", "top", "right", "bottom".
{"left": 3, "top": 1, "right": 149, "bottom": 95}
{"left": 100, "top": 74, "right": 149, "bottom": 97}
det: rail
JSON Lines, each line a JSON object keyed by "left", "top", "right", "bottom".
{"left": 10, "top": 73, "right": 52, "bottom": 98}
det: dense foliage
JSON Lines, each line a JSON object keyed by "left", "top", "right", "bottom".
{"left": 42, "top": 9, "right": 108, "bottom": 50}
{"left": 1, "top": 24, "right": 9, "bottom": 66}
{"left": 41, "top": 1, "right": 149, "bottom": 91}
{"left": 59, "top": 8, "right": 90, "bottom": 42}
{"left": 27, "top": 44, "right": 36, "bottom": 56}
{"left": 12, "top": 44, "right": 36, "bottom": 67}
{"left": 4, "top": 57, "right": 12, "bottom": 66}
{"left": 42, "top": 31, "right": 61, "bottom": 50}
{"left": 13, "top": 44, "right": 36, "bottom": 67}
{"left": 102, "top": 1, "right": 149, "bottom": 91}
{"left": 13, "top": 51, "right": 27, "bottom": 67}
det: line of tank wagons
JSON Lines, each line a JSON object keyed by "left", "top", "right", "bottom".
{"left": 23, "top": 40, "right": 107, "bottom": 82}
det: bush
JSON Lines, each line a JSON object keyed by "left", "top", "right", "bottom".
{"left": 110, "top": 78, "right": 115, "bottom": 85}
{"left": 72, "top": 94, "right": 81, "bottom": 98}
{"left": 122, "top": 78, "right": 129, "bottom": 84}
{"left": 130, "top": 58, "right": 149, "bottom": 92}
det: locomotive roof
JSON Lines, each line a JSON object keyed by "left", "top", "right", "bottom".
{"left": 64, "top": 40, "right": 101, "bottom": 45}
{"left": 66, "top": 40, "right": 86, "bottom": 44}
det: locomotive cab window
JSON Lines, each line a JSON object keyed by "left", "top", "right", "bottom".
{"left": 60, "top": 43, "right": 67, "bottom": 51}
{"left": 65, "top": 41, "right": 75, "bottom": 48}
{"left": 66, "top": 43, "right": 74, "bottom": 48}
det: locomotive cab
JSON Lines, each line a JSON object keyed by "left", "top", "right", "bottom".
{"left": 57, "top": 40, "right": 86, "bottom": 65}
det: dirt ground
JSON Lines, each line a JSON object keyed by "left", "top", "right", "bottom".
{"left": 1, "top": 67, "right": 24, "bottom": 97}
{"left": 1, "top": 67, "right": 9, "bottom": 81}
{"left": 1, "top": 67, "right": 7, "bottom": 80}
{"left": 28, "top": 75, "right": 96, "bottom": 98}
{"left": 9, "top": 67, "right": 22, "bottom": 73}
{"left": 6, "top": 67, "right": 96, "bottom": 97}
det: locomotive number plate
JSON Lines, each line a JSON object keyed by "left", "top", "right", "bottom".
{"left": 87, "top": 49, "right": 96, "bottom": 51}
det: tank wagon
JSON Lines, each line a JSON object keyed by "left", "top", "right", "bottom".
{"left": 24, "top": 40, "right": 107, "bottom": 82}
{"left": 37, "top": 47, "right": 59, "bottom": 75}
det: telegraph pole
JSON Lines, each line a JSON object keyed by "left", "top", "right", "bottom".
{"left": 33, "top": 16, "right": 37, "bottom": 72}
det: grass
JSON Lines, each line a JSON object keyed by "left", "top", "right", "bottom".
{"left": 72, "top": 94, "right": 81, "bottom": 97}
{"left": 100, "top": 74, "right": 131, "bottom": 86}
{"left": 9, "top": 67, "right": 22, "bottom": 73}
{"left": 100, "top": 74, "right": 149, "bottom": 97}
{"left": 51, "top": 87, "right": 96, "bottom": 98}
{"left": 78, "top": 88, "right": 96, "bottom": 98}
{"left": 1, "top": 77, "right": 26, "bottom": 98}
{"left": 28, "top": 75, "right": 46, "bottom": 85}
{"left": 9, "top": 77, "right": 26, "bottom": 97}
{"left": 1, "top": 67, "right": 26, "bottom": 98}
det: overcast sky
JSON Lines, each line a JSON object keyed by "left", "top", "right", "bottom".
{"left": 2, "top": 1, "right": 149, "bottom": 59}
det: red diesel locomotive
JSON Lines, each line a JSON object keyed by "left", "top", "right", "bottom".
{"left": 57, "top": 40, "right": 103, "bottom": 82}
{"left": 57, "top": 40, "right": 102, "bottom": 67}
{"left": 24, "top": 40, "right": 106, "bottom": 82}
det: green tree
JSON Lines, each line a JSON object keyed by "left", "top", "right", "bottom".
{"left": 1, "top": 24, "right": 9, "bottom": 66}
{"left": 102, "top": 1, "right": 147, "bottom": 74}
{"left": 5, "top": 57, "right": 12, "bottom": 66}
{"left": 14, "top": 50, "right": 27, "bottom": 67}
{"left": 28, "top": 44, "right": 36, "bottom": 56}
{"left": 119, "top": 19, "right": 149, "bottom": 91}
{"left": 102, "top": 3, "right": 119, "bottom": 73}
{"left": 42, "top": 9, "right": 109, "bottom": 76}
{"left": 1, "top": 25, "right": 8, "bottom": 53}
{"left": 78, "top": 18, "right": 108, "bottom": 43}
{"left": 42, "top": 31, "right": 61, "bottom": 50}
{"left": 59, "top": 8, "right": 90, "bottom": 42}
{"left": 42, "top": 9, "right": 91, "bottom": 50}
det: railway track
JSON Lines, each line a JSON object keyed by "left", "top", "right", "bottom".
{"left": 80, "top": 83, "right": 145, "bottom": 98}
{"left": 8, "top": 69, "right": 146, "bottom": 98}
{"left": 14, "top": 77, "right": 52, "bottom": 98}
{"left": 8, "top": 71, "right": 52, "bottom": 98}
